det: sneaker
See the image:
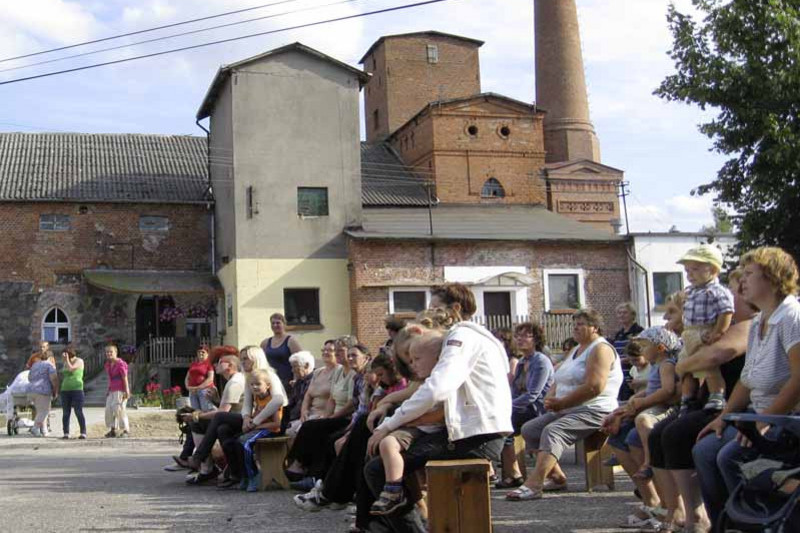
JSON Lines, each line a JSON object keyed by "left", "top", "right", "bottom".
{"left": 290, "top": 476, "right": 317, "bottom": 492}
{"left": 239, "top": 477, "right": 250, "bottom": 491}
{"left": 117, "top": 430, "right": 130, "bottom": 438}
{"left": 293, "top": 480, "right": 330, "bottom": 512}
{"left": 79, "top": 434, "right": 87, "bottom": 440}
{"left": 703, "top": 398, "right": 726, "bottom": 411}
{"left": 370, "top": 489, "right": 407, "bottom": 516}
{"left": 62, "top": 435, "right": 70, "bottom": 440}
{"left": 104, "top": 429, "right": 117, "bottom": 438}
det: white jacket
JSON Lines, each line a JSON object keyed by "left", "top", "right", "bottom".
{"left": 378, "top": 321, "right": 513, "bottom": 441}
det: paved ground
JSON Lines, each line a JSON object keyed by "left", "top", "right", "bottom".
{"left": 0, "top": 433, "right": 639, "bottom": 533}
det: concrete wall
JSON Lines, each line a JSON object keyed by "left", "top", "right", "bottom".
{"left": 230, "top": 51, "right": 362, "bottom": 259}
{"left": 630, "top": 233, "right": 737, "bottom": 327}
{"left": 210, "top": 79, "right": 236, "bottom": 265}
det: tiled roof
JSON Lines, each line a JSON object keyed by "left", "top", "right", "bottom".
{"left": 360, "top": 142, "right": 433, "bottom": 207}
{"left": 0, "top": 133, "right": 209, "bottom": 203}
{"left": 347, "top": 205, "right": 625, "bottom": 242}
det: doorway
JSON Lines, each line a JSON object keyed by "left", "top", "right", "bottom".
{"left": 135, "top": 295, "right": 176, "bottom": 346}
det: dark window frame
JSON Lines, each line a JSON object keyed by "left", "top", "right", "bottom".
{"left": 481, "top": 178, "right": 506, "bottom": 198}
{"left": 39, "top": 214, "right": 70, "bottom": 231}
{"left": 283, "top": 288, "right": 322, "bottom": 327}
{"left": 297, "top": 187, "right": 329, "bottom": 217}
{"left": 139, "top": 215, "right": 170, "bottom": 232}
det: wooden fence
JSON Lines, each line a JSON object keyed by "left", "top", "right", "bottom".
{"left": 471, "top": 313, "right": 574, "bottom": 349}
{"left": 146, "top": 337, "right": 213, "bottom": 365}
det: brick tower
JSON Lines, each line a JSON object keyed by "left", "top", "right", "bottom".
{"left": 360, "top": 31, "right": 483, "bottom": 142}
{"left": 535, "top": 0, "right": 600, "bottom": 163}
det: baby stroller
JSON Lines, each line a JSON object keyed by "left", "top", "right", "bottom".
{"left": 719, "top": 413, "right": 800, "bottom": 533}
{"left": 1, "top": 389, "right": 36, "bottom": 436}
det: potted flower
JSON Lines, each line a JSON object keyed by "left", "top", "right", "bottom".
{"left": 159, "top": 307, "right": 184, "bottom": 323}
{"left": 141, "top": 382, "right": 162, "bottom": 408}
{"left": 161, "top": 386, "right": 183, "bottom": 409}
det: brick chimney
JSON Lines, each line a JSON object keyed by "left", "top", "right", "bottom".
{"left": 535, "top": 0, "right": 600, "bottom": 163}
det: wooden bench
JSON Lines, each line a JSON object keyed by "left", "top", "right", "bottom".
{"left": 425, "top": 459, "right": 492, "bottom": 533}
{"left": 254, "top": 436, "right": 291, "bottom": 491}
{"left": 579, "top": 431, "right": 615, "bottom": 492}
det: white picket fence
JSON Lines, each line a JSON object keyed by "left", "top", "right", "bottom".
{"left": 471, "top": 313, "right": 574, "bottom": 348}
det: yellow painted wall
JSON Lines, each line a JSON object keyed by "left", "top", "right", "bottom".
{"left": 223, "top": 258, "right": 351, "bottom": 352}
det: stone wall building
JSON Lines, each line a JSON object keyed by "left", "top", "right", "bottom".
{"left": 0, "top": 133, "right": 217, "bottom": 384}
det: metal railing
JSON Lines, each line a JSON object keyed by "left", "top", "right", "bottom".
{"left": 471, "top": 313, "right": 574, "bottom": 349}
{"left": 146, "top": 337, "right": 213, "bottom": 365}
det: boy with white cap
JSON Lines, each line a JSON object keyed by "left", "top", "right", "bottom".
{"left": 677, "top": 244, "right": 734, "bottom": 412}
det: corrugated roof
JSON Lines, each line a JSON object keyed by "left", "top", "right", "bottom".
{"left": 360, "top": 142, "right": 433, "bottom": 207}
{"left": 0, "top": 133, "right": 209, "bottom": 204}
{"left": 347, "top": 205, "right": 625, "bottom": 242}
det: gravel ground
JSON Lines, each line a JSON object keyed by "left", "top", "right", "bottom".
{"left": 0, "top": 438, "right": 638, "bottom": 532}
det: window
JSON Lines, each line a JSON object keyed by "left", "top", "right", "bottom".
{"left": 185, "top": 318, "right": 211, "bottom": 338}
{"left": 483, "top": 291, "right": 512, "bottom": 317}
{"left": 426, "top": 44, "right": 439, "bottom": 64}
{"left": 246, "top": 186, "right": 258, "bottom": 219}
{"left": 297, "top": 187, "right": 329, "bottom": 217}
{"left": 543, "top": 269, "right": 585, "bottom": 311}
{"left": 467, "top": 125, "right": 478, "bottom": 136}
{"left": 481, "top": 178, "right": 506, "bottom": 198}
{"left": 373, "top": 109, "right": 380, "bottom": 131}
{"left": 284, "top": 288, "right": 321, "bottom": 326}
{"left": 139, "top": 215, "right": 169, "bottom": 232}
{"left": 42, "top": 307, "right": 70, "bottom": 343}
{"left": 39, "top": 214, "right": 70, "bottom": 231}
{"left": 653, "top": 272, "right": 683, "bottom": 307}
{"left": 389, "top": 289, "right": 430, "bottom": 314}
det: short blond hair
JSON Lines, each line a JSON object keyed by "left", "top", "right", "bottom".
{"left": 740, "top": 247, "right": 799, "bottom": 298}
{"left": 615, "top": 302, "right": 637, "bottom": 319}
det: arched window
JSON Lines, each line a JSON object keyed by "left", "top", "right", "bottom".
{"left": 481, "top": 178, "right": 506, "bottom": 198}
{"left": 42, "top": 307, "right": 70, "bottom": 344}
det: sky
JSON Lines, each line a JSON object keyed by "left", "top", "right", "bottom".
{"left": 0, "top": 0, "right": 726, "bottom": 233}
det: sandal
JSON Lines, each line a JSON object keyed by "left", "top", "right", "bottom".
{"left": 494, "top": 476, "right": 524, "bottom": 489}
{"left": 505, "top": 486, "right": 543, "bottom": 501}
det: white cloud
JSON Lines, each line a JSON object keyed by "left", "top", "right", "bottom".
{"left": 0, "top": 0, "right": 99, "bottom": 47}
{"left": 665, "top": 194, "right": 714, "bottom": 215}
{"left": 627, "top": 193, "right": 715, "bottom": 233}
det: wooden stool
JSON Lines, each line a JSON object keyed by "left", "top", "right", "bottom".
{"left": 581, "top": 431, "right": 615, "bottom": 492}
{"left": 254, "top": 436, "right": 291, "bottom": 491}
{"left": 426, "top": 459, "right": 492, "bottom": 533}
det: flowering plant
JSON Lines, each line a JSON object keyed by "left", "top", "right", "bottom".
{"left": 142, "top": 382, "right": 162, "bottom": 407}
{"left": 159, "top": 307, "right": 184, "bottom": 322}
{"left": 121, "top": 345, "right": 136, "bottom": 356}
{"left": 185, "top": 302, "right": 218, "bottom": 319}
{"left": 161, "top": 385, "right": 183, "bottom": 409}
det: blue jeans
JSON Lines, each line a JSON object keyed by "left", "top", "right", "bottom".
{"left": 189, "top": 389, "right": 215, "bottom": 411}
{"left": 61, "top": 390, "right": 86, "bottom": 435}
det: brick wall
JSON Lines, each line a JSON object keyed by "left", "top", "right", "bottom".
{"left": 0, "top": 202, "right": 211, "bottom": 287}
{"left": 389, "top": 99, "right": 547, "bottom": 205}
{"left": 348, "top": 237, "right": 630, "bottom": 351}
{"left": 363, "top": 35, "right": 481, "bottom": 141}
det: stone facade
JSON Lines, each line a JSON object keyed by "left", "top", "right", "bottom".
{"left": 0, "top": 201, "right": 211, "bottom": 383}
{"left": 362, "top": 33, "right": 482, "bottom": 142}
{"left": 347, "top": 237, "right": 630, "bottom": 350}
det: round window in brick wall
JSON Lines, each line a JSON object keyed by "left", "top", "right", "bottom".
{"left": 466, "top": 124, "right": 479, "bottom": 137}
{"left": 498, "top": 125, "right": 511, "bottom": 138}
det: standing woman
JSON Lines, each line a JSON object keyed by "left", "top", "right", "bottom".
{"left": 27, "top": 355, "right": 59, "bottom": 437}
{"left": 261, "top": 313, "right": 303, "bottom": 391}
{"left": 104, "top": 345, "right": 130, "bottom": 438}
{"left": 60, "top": 348, "right": 87, "bottom": 439}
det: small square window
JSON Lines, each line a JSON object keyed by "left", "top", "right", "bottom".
{"left": 297, "top": 187, "right": 329, "bottom": 217}
{"left": 284, "top": 288, "right": 321, "bottom": 326}
{"left": 653, "top": 272, "right": 683, "bottom": 307}
{"left": 426, "top": 44, "right": 439, "bottom": 64}
{"left": 392, "top": 291, "right": 427, "bottom": 314}
{"left": 39, "top": 214, "right": 70, "bottom": 231}
{"left": 139, "top": 215, "right": 169, "bottom": 232}
{"left": 548, "top": 274, "right": 580, "bottom": 310}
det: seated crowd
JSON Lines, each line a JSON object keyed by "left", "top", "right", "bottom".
{"left": 163, "top": 245, "right": 800, "bottom": 533}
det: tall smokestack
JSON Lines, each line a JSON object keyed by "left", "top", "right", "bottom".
{"left": 535, "top": 0, "right": 600, "bottom": 163}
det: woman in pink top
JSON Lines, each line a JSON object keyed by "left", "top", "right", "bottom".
{"left": 105, "top": 345, "right": 130, "bottom": 438}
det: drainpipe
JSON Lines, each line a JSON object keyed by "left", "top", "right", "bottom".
{"left": 626, "top": 245, "right": 651, "bottom": 327}
{"left": 196, "top": 118, "right": 215, "bottom": 275}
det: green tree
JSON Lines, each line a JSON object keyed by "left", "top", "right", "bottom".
{"left": 700, "top": 205, "right": 734, "bottom": 234}
{"left": 656, "top": 0, "right": 800, "bottom": 260}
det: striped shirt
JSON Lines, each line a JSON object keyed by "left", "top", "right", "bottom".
{"left": 741, "top": 295, "right": 800, "bottom": 413}
{"left": 683, "top": 279, "right": 734, "bottom": 326}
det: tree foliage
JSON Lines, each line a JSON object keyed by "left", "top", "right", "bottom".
{"left": 656, "top": 0, "right": 800, "bottom": 260}
{"left": 700, "top": 206, "right": 734, "bottom": 234}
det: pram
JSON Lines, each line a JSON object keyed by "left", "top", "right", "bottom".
{"left": 5, "top": 392, "right": 36, "bottom": 435}
{"left": 719, "top": 413, "right": 800, "bottom": 533}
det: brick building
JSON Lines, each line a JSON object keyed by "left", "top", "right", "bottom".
{"left": 349, "top": 31, "right": 630, "bottom": 346}
{"left": 0, "top": 133, "right": 217, "bottom": 384}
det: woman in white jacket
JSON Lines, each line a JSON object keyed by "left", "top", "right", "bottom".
{"left": 363, "top": 283, "right": 513, "bottom": 533}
